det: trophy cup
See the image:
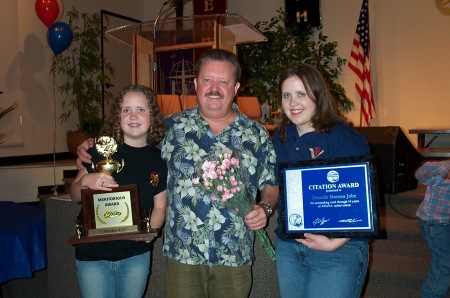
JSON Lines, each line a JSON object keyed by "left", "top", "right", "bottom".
{"left": 67, "top": 136, "right": 158, "bottom": 245}
{"left": 92, "top": 136, "right": 124, "bottom": 175}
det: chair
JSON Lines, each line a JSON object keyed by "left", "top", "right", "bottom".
{"left": 157, "top": 94, "right": 182, "bottom": 116}
{"left": 180, "top": 95, "right": 198, "bottom": 110}
{"left": 236, "top": 96, "right": 262, "bottom": 122}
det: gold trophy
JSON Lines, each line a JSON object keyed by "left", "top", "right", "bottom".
{"left": 67, "top": 135, "right": 158, "bottom": 245}
{"left": 92, "top": 136, "right": 124, "bottom": 175}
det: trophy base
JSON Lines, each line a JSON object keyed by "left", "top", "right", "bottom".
{"left": 88, "top": 225, "right": 139, "bottom": 237}
{"left": 67, "top": 228, "right": 160, "bottom": 245}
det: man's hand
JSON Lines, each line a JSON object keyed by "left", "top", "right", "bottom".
{"left": 245, "top": 184, "right": 278, "bottom": 231}
{"left": 76, "top": 138, "right": 95, "bottom": 169}
{"left": 244, "top": 205, "right": 268, "bottom": 231}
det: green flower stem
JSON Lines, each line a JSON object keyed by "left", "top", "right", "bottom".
{"left": 256, "top": 228, "right": 276, "bottom": 261}
{"left": 225, "top": 193, "right": 276, "bottom": 262}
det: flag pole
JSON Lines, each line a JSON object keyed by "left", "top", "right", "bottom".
{"left": 349, "top": 0, "right": 376, "bottom": 127}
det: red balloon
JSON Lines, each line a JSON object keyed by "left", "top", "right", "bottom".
{"left": 35, "top": 0, "right": 60, "bottom": 28}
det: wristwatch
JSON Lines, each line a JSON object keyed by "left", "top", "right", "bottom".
{"left": 259, "top": 202, "right": 273, "bottom": 217}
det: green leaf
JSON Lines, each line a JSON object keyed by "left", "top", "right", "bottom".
{"left": 51, "top": 7, "right": 115, "bottom": 136}
{"left": 237, "top": 9, "right": 353, "bottom": 117}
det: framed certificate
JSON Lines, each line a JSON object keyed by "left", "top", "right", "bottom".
{"left": 279, "top": 156, "right": 380, "bottom": 239}
{"left": 67, "top": 185, "right": 158, "bottom": 244}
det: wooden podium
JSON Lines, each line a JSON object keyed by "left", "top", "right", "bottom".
{"left": 106, "top": 14, "right": 267, "bottom": 92}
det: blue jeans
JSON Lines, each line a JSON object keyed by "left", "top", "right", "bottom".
{"left": 419, "top": 219, "right": 450, "bottom": 298}
{"left": 276, "top": 238, "right": 368, "bottom": 298}
{"left": 76, "top": 252, "right": 150, "bottom": 298}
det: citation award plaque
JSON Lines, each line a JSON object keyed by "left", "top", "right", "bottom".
{"left": 67, "top": 136, "right": 158, "bottom": 245}
{"left": 279, "top": 156, "right": 380, "bottom": 239}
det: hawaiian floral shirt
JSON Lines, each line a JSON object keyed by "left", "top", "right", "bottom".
{"left": 160, "top": 104, "right": 276, "bottom": 266}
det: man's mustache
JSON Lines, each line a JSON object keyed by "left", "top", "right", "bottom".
{"left": 205, "top": 91, "right": 224, "bottom": 98}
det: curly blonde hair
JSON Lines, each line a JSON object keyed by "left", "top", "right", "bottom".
{"left": 101, "top": 85, "right": 166, "bottom": 146}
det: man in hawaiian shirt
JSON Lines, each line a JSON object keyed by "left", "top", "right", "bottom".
{"left": 160, "top": 49, "right": 278, "bottom": 298}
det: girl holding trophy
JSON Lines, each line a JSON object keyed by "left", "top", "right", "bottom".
{"left": 70, "top": 85, "right": 167, "bottom": 298}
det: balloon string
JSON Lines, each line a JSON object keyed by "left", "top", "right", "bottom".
{"left": 52, "top": 56, "right": 58, "bottom": 196}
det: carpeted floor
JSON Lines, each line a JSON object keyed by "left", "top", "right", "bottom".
{"left": 362, "top": 184, "right": 431, "bottom": 298}
{"left": 1, "top": 185, "right": 432, "bottom": 298}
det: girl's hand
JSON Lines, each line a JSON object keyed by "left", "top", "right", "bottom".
{"left": 80, "top": 172, "right": 119, "bottom": 191}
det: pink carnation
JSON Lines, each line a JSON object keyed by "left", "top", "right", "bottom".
{"left": 221, "top": 159, "right": 231, "bottom": 170}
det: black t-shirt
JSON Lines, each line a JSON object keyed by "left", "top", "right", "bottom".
{"left": 75, "top": 143, "right": 167, "bottom": 261}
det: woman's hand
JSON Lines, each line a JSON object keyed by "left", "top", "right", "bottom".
{"left": 297, "top": 233, "right": 350, "bottom": 252}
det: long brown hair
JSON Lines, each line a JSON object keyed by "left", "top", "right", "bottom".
{"left": 277, "top": 63, "right": 344, "bottom": 142}
{"left": 101, "top": 85, "right": 166, "bottom": 146}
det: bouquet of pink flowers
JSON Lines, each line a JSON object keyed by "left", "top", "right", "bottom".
{"left": 192, "top": 151, "right": 276, "bottom": 261}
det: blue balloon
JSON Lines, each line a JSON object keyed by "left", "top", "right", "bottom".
{"left": 47, "top": 22, "right": 73, "bottom": 55}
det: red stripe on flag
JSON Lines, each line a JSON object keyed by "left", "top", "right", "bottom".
{"left": 349, "top": 0, "right": 376, "bottom": 127}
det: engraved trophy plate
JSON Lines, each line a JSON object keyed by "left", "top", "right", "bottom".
{"left": 67, "top": 136, "right": 158, "bottom": 245}
{"left": 87, "top": 189, "right": 138, "bottom": 236}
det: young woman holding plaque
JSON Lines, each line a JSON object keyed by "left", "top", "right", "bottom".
{"left": 273, "top": 64, "right": 371, "bottom": 298}
{"left": 70, "top": 85, "right": 167, "bottom": 298}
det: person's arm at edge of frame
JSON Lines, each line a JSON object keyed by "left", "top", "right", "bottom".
{"left": 415, "top": 160, "right": 449, "bottom": 186}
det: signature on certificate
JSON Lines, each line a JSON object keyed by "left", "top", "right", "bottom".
{"left": 339, "top": 218, "right": 362, "bottom": 223}
{"left": 312, "top": 217, "right": 330, "bottom": 226}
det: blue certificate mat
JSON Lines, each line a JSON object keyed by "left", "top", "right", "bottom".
{"left": 279, "top": 155, "right": 380, "bottom": 238}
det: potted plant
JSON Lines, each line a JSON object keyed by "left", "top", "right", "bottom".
{"left": 53, "top": 7, "right": 115, "bottom": 157}
{"left": 237, "top": 9, "right": 353, "bottom": 123}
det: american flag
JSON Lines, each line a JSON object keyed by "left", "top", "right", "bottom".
{"left": 349, "top": 0, "right": 376, "bottom": 127}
